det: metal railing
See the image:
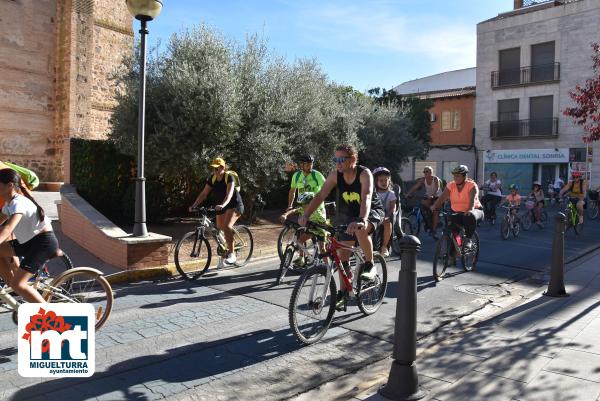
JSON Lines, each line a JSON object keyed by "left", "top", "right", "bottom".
{"left": 491, "top": 62, "right": 560, "bottom": 88}
{"left": 490, "top": 117, "right": 559, "bottom": 139}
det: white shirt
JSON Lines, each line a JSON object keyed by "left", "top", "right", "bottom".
{"left": 1, "top": 194, "right": 52, "bottom": 244}
{"left": 554, "top": 178, "right": 564, "bottom": 189}
{"left": 424, "top": 177, "right": 442, "bottom": 197}
{"left": 485, "top": 179, "right": 502, "bottom": 197}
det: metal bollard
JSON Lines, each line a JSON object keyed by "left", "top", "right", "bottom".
{"left": 379, "top": 235, "right": 426, "bottom": 400}
{"left": 544, "top": 212, "right": 569, "bottom": 298}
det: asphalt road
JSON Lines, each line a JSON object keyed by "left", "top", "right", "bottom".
{"left": 1, "top": 205, "right": 599, "bottom": 400}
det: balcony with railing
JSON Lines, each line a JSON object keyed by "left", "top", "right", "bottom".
{"left": 490, "top": 117, "right": 558, "bottom": 139}
{"left": 491, "top": 62, "right": 560, "bottom": 88}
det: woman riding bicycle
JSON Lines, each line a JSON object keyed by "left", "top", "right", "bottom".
{"left": 431, "top": 165, "right": 483, "bottom": 249}
{"left": 373, "top": 167, "right": 397, "bottom": 257}
{"left": 0, "top": 168, "right": 54, "bottom": 303}
{"left": 559, "top": 171, "right": 588, "bottom": 225}
{"left": 189, "top": 158, "right": 244, "bottom": 265}
{"left": 528, "top": 181, "right": 545, "bottom": 223}
{"left": 405, "top": 166, "right": 441, "bottom": 238}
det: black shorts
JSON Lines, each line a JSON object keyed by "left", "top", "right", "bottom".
{"left": 334, "top": 214, "right": 381, "bottom": 242}
{"left": 221, "top": 193, "right": 244, "bottom": 215}
{"left": 10, "top": 232, "right": 59, "bottom": 274}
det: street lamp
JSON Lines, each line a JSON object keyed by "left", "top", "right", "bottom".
{"left": 126, "top": 0, "right": 162, "bottom": 237}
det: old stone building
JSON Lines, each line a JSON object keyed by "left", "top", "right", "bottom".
{"left": 0, "top": 0, "right": 132, "bottom": 182}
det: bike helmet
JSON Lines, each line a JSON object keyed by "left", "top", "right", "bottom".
{"left": 373, "top": 167, "right": 391, "bottom": 176}
{"left": 297, "top": 191, "right": 315, "bottom": 205}
{"left": 572, "top": 171, "right": 582, "bottom": 178}
{"left": 533, "top": 181, "right": 541, "bottom": 186}
{"left": 299, "top": 154, "right": 314, "bottom": 163}
{"left": 451, "top": 165, "right": 469, "bottom": 175}
{"left": 509, "top": 184, "right": 519, "bottom": 190}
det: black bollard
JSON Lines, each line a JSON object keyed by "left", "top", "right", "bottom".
{"left": 379, "top": 235, "right": 426, "bottom": 401}
{"left": 544, "top": 212, "right": 569, "bottom": 297}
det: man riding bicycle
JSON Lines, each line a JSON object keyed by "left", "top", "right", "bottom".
{"left": 299, "top": 144, "right": 384, "bottom": 307}
{"left": 431, "top": 165, "right": 483, "bottom": 249}
{"left": 405, "top": 166, "right": 441, "bottom": 238}
{"left": 481, "top": 172, "right": 503, "bottom": 223}
{"left": 559, "top": 171, "right": 588, "bottom": 224}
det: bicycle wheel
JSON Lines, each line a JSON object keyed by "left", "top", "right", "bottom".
{"left": 356, "top": 253, "right": 388, "bottom": 315}
{"left": 513, "top": 219, "right": 521, "bottom": 237}
{"left": 401, "top": 217, "right": 413, "bottom": 236}
{"left": 289, "top": 264, "right": 336, "bottom": 345}
{"left": 277, "top": 225, "right": 296, "bottom": 261}
{"left": 462, "top": 231, "right": 479, "bottom": 272}
{"left": 433, "top": 234, "right": 451, "bottom": 282}
{"left": 45, "top": 252, "right": 74, "bottom": 275}
{"left": 232, "top": 225, "right": 254, "bottom": 266}
{"left": 174, "top": 231, "right": 212, "bottom": 280}
{"left": 500, "top": 218, "right": 510, "bottom": 240}
{"left": 277, "top": 245, "right": 295, "bottom": 285}
{"left": 408, "top": 213, "right": 421, "bottom": 236}
{"left": 537, "top": 210, "right": 548, "bottom": 228}
{"left": 587, "top": 202, "right": 599, "bottom": 219}
{"left": 43, "top": 268, "right": 113, "bottom": 331}
{"left": 521, "top": 211, "right": 532, "bottom": 231}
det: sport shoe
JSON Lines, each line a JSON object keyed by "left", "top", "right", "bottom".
{"left": 292, "top": 256, "right": 306, "bottom": 268}
{"left": 379, "top": 248, "right": 390, "bottom": 257}
{"left": 335, "top": 290, "right": 348, "bottom": 311}
{"left": 225, "top": 252, "right": 237, "bottom": 265}
{"left": 360, "top": 262, "right": 377, "bottom": 281}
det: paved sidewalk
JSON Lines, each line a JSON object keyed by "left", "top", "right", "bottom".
{"left": 301, "top": 252, "right": 600, "bottom": 401}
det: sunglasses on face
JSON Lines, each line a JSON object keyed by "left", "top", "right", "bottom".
{"left": 332, "top": 156, "right": 348, "bottom": 164}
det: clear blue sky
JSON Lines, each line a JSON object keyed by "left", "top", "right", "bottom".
{"left": 144, "top": 1, "right": 511, "bottom": 92}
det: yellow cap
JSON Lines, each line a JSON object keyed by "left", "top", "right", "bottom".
{"left": 209, "top": 157, "right": 226, "bottom": 168}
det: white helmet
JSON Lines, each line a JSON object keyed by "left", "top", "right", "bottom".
{"left": 297, "top": 192, "right": 315, "bottom": 205}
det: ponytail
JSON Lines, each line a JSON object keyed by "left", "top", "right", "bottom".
{"left": 0, "top": 168, "right": 45, "bottom": 221}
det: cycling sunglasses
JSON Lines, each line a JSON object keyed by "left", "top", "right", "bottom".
{"left": 332, "top": 156, "right": 348, "bottom": 164}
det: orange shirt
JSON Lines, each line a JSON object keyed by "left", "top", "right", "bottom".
{"left": 447, "top": 179, "right": 481, "bottom": 212}
{"left": 506, "top": 193, "right": 522, "bottom": 206}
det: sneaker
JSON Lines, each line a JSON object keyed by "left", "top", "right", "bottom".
{"left": 379, "top": 248, "right": 390, "bottom": 257}
{"left": 225, "top": 252, "right": 237, "bottom": 265}
{"left": 292, "top": 256, "right": 306, "bottom": 268}
{"left": 335, "top": 291, "right": 348, "bottom": 311}
{"left": 579, "top": 216, "right": 584, "bottom": 225}
{"left": 360, "top": 262, "right": 377, "bottom": 281}
{"left": 463, "top": 238, "right": 473, "bottom": 250}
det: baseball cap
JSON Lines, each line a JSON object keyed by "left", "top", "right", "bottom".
{"left": 209, "top": 158, "right": 226, "bottom": 168}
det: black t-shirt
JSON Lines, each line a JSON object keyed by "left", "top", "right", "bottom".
{"left": 206, "top": 173, "right": 240, "bottom": 209}
{"left": 335, "top": 165, "right": 384, "bottom": 219}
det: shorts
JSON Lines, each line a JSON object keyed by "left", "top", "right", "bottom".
{"left": 334, "top": 213, "right": 381, "bottom": 242}
{"left": 10, "top": 231, "right": 59, "bottom": 274}
{"left": 222, "top": 193, "right": 245, "bottom": 215}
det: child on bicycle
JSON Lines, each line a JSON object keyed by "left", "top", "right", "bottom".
{"left": 373, "top": 167, "right": 397, "bottom": 257}
{"left": 0, "top": 168, "right": 53, "bottom": 303}
{"left": 279, "top": 192, "right": 328, "bottom": 266}
{"left": 529, "top": 181, "right": 545, "bottom": 223}
{"left": 503, "top": 184, "right": 522, "bottom": 219}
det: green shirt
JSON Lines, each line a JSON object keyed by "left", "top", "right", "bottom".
{"left": 297, "top": 205, "right": 328, "bottom": 238}
{"left": 291, "top": 170, "right": 326, "bottom": 219}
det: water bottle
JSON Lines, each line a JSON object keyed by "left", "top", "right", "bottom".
{"left": 454, "top": 232, "right": 462, "bottom": 246}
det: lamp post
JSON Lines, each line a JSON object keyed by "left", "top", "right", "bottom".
{"left": 126, "top": 0, "right": 162, "bottom": 237}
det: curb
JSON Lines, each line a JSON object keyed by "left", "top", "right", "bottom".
{"left": 105, "top": 248, "right": 279, "bottom": 285}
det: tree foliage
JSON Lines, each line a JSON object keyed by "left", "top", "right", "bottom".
{"left": 109, "top": 25, "right": 430, "bottom": 215}
{"left": 563, "top": 43, "right": 600, "bottom": 143}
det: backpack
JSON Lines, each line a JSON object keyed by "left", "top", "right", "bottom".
{"left": 212, "top": 170, "right": 241, "bottom": 192}
{"left": 293, "top": 170, "right": 319, "bottom": 191}
{"left": 4, "top": 162, "right": 39, "bottom": 190}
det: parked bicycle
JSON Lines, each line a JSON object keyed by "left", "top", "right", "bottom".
{"left": 521, "top": 197, "right": 548, "bottom": 230}
{"left": 500, "top": 205, "right": 521, "bottom": 240}
{"left": 288, "top": 222, "right": 388, "bottom": 345}
{"left": 432, "top": 210, "right": 480, "bottom": 282}
{"left": 276, "top": 219, "right": 321, "bottom": 285}
{"left": 1, "top": 250, "right": 113, "bottom": 330}
{"left": 174, "top": 207, "right": 254, "bottom": 280}
{"left": 562, "top": 197, "right": 584, "bottom": 235}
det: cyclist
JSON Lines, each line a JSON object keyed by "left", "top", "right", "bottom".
{"left": 431, "top": 165, "right": 483, "bottom": 249}
{"left": 481, "top": 172, "right": 503, "bottom": 223}
{"left": 503, "top": 184, "right": 522, "bottom": 219}
{"left": 0, "top": 168, "right": 53, "bottom": 303}
{"left": 529, "top": 181, "right": 545, "bottom": 223}
{"left": 299, "top": 144, "right": 384, "bottom": 308}
{"left": 405, "top": 166, "right": 441, "bottom": 238}
{"left": 559, "top": 171, "right": 588, "bottom": 224}
{"left": 189, "top": 158, "right": 244, "bottom": 265}
{"left": 373, "top": 167, "right": 397, "bottom": 257}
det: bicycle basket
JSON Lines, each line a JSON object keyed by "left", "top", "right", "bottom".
{"left": 525, "top": 200, "right": 535, "bottom": 210}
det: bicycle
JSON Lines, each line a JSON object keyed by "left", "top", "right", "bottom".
{"left": 277, "top": 202, "right": 335, "bottom": 262}
{"left": 373, "top": 206, "right": 412, "bottom": 256}
{"left": 587, "top": 190, "right": 599, "bottom": 220}
{"left": 289, "top": 222, "right": 388, "bottom": 344}
{"left": 1, "top": 251, "right": 113, "bottom": 330}
{"left": 479, "top": 190, "right": 500, "bottom": 227}
{"left": 174, "top": 207, "right": 254, "bottom": 280}
{"left": 521, "top": 197, "right": 548, "bottom": 230}
{"left": 277, "top": 219, "right": 322, "bottom": 285}
{"left": 404, "top": 197, "right": 434, "bottom": 236}
{"left": 500, "top": 205, "right": 521, "bottom": 240}
{"left": 432, "top": 210, "right": 480, "bottom": 282}
{"left": 562, "top": 197, "right": 584, "bottom": 235}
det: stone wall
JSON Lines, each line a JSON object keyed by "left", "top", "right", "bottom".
{"left": 0, "top": 0, "right": 132, "bottom": 182}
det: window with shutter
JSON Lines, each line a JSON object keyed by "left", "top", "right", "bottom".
{"left": 441, "top": 111, "right": 461, "bottom": 131}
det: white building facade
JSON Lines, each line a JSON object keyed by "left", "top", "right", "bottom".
{"left": 475, "top": 0, "right": 600, "bottom": 191}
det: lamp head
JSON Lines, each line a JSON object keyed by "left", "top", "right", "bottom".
{"left": 126, "top": 0, "right": 162, "bottom": 21}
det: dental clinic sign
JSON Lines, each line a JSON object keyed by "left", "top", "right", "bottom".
{"left": 484, "top": 148, "right": 569, "bottom": 164}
